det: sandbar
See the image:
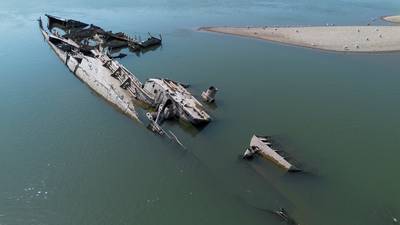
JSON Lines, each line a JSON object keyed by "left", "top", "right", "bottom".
{"left": 199, "top": 26, "right": 400, "bottom": 52}
{"left": 382, "top": 15, "right": 400, "bottom": 24}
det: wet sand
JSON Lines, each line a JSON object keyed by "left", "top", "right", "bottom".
{"left": 199, "top": 26, "right": 400, "bottom": 52}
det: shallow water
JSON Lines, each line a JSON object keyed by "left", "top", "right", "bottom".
{"left": 1, "top": 0, "right": 400, "bottom": 225}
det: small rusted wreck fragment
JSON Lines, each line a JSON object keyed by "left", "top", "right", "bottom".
{"left": 243, "top": 135, "right": 301, "bottom": 172}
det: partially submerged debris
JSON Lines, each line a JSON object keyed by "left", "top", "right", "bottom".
{"left": 146, "top": 108, "right": 166, "bottom": 136}
{"left": 39, "top": 15, "right": 211, "bottom": 147}
{"left": 39, "top": 17, "right": 142, "bottom": 122}
{"left": 137, "top": 33, "right": 162, "bottom": 48}
{"left": 273, "top": 208, "right": 299, "bottom": 225}
{"left": 46, "top": 14, "right": 88, "bottom": 30}
{"left": 108, "top": 53, "right": 127, "bottom": 59}
{"left": 46, "top": 14, "right": 161, "bottom": 55}
{"left": 243, "top": 135, "right": 301, "bottom": 172}
{"left": 143, "top": 78, "right": 211, "bottom": 126}
{"left": 146, "top": 106, "right": 186, "bottom": 149}
{"left": 201, "top": 86, "right": 218, "bottom": 103}
{"left": 243, "top": 146, "right": 259, "bottom": 160}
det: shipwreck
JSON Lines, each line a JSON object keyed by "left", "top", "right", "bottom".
{"left": 38, "top": 15, "right": 211, "bottom": 146}
{"left": 243, "top": 135, "right": 301, "bottom": 172}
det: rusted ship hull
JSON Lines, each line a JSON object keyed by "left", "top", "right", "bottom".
{"left": 39, "top": 15, "right": 211, "bottom": 141}
{"left": 39, "top": 19, "right": 141, "bottom": 122}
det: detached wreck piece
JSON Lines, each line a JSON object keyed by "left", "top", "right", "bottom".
{"left": 243, "top": 135, "right": 301, "bottom": 172}
{"left": 138, "top": 33, "right": 162, "bottom": 48}
{"left": 38, "top": 15, "right": 211, "bottom": 147}
{"left": 201, "top": 86, "right": 218, "bottom": 103}
{"left": 273, "top": 208, "right": 299, "bottom": 225}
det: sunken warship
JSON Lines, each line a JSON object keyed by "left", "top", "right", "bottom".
{"left": 39, "top": 15, "right": 211, "bottom": 144}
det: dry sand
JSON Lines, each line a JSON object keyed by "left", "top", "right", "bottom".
{"left": 199, "top": 26, "right": 400, "bottom": 52}
{"left": 382, "top": 15, "right": 400, "bottom": 24}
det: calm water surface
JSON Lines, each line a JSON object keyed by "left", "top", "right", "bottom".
{"left": 1, "top": 0, "right": 400, "bottom": 225}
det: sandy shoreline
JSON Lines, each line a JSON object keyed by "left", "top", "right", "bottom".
{"left": 199, "top": 26, "right": 400, "bottom": 53}
{"left": 382, "top": 15, "right": 400, "bottom": 24}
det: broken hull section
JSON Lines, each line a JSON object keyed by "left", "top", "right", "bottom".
{"left": 46, "top": 14, "right": 88, "bottom": 30}
{"left": 39, "top": 27, "right": 140, "bottom": 122}
{"left": 247, "top": 135, "right": 300, "bottom": 172}
{"left": 143, "top": 78, "right": 211, "bottom": 126}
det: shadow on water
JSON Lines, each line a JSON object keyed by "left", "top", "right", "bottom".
{"left": 162, "top": 119, "right": 208, "bottom": 137}
{"left": 106, "top": 42, "right": 162, "bottom": 58}
{"left": 202, "top": 100, "right": 219, "bottom": 110}
{"left": 131, "top": 44, "right": 162, "bottom": 56}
